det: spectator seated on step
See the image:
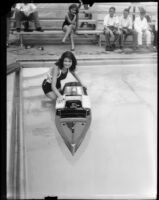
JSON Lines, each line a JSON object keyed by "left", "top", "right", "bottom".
{"left": 118, "top": 7, "right": 137, "bottom": 50}
{"left": 103, "top": 7, "right": 121, "bottom": 51}
{"left": 134, "top": 7, "right": 151, "bottom": 49}
{"left": 62, "top": 3, "right": 81, "bottom": 51}
{"left": 15, "top": 2, "right": 43, "bottom": 32}
{"left": 145, "top": 14, "right": 157, "bottom": 49}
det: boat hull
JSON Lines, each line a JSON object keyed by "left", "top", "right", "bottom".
{"left": 55, "top": 82, "right": 91, "bottom": 155}
{"left": 55, "top": 112, "right": 91, "bottom": 155}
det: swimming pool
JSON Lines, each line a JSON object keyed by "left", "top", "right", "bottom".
{"left": 7, "top": 57, "right": 157, "bottom": 199}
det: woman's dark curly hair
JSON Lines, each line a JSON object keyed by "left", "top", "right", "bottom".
{"left": 69, "top": 4, "right": 79, "bottom": 13}
{"left": 55, "top": 51, "right": 77, "bottom": 72}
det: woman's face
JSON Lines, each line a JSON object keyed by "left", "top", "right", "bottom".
{"left": 70, "top": 8, "right": 76, "bottom": 15}
{"left": 63, "top": 57, "right": 72, "bottom": 69}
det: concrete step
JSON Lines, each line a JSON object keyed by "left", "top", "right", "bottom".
{"left": 10, "top": 19, "right": 96, "bottom": 30}
{"left": 35, "top": 3, "right": 157, "bottom": 14}
{"left": 12, "top": 3, "right": 157, "bottom": 19}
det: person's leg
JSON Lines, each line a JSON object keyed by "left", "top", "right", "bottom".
{"left": 104, "top": 29, "right": 111, "bottom": 50}
{"left": 156, "top": 31, "right": 158, "bottom": 49}
{"left": 45, "top": 91, "right": 57, "bottom": 100}
{"left": 62, "top": 25, "right": 73, "bottom": 42}
{"left": 29, "top": 11, "right": 42, "bottom": 30}
{"left": 45, "top": 87, "right": 62, "bottom": 101}
{"left": 145, "top": 30, "right": 151, "bottom": 47}
{"left": 136, "top": 30, "right": 143, "bottom": 46}
{"left": 131, "top": 29, "right": 138, "bottom": 49}
{"left": 126, "top": 29, "right": 137, "bottom": 49}
{"left": 42, "top": 80, "right": 57, "bottom": 101}
{"left": 23, "top": 20, "right": 29, "bottom": 31}
{"left": 70, "top": 31, "right": 75, "bottom": 50}
{"left": 7, "top": 17, "right": 10, "bottom": 46}
{"left": 118, "top": 29, "right": 124, "bottom": 49}
{"left": 153, "top": 30, "right": 158, "bottom": 48}
{"left": 15, "top": 11, "right": 25, "bottom": 30}
{"left": 112, "top": 29, "right": 120, "bottom": 49}
{"left": 41, "top": 91, "right": 56, "bottom": 109}
{"left": 153, "top": 30, "right": 156, "bottom": 46}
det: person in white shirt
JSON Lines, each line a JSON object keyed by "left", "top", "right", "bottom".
{"left": 134, "top": 7, "right": 151, "bottom": 48}
{"left": 15, "top": 3, "right": 43, "bottom": 32}
{"left": 103, "top": 7, "right": 121, "bottom": 51}
{"left": 119, "top": 7, "right": 137, "bottom": 49}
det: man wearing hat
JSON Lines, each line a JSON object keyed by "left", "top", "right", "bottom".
{"left": 134, "top": 7, "right": 151, "bottom": 48}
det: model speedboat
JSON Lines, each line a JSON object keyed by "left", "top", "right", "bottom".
{"left": 55, "top": 82, "right": 91, "bottom": 155}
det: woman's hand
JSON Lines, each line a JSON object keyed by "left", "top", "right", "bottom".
{"left": 82, "top": 84, "right": 87, "bottom": 91}
{"left": 57, "top": 95, "right": 65, "bottom": 103}
{"left": 82, "top": 84, "right": 87, "bottom": 94}
{"left": 79, "top": 82, "right": 87, "bottom": 91}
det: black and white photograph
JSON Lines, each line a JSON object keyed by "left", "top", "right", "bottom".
{"left": 6, "top": 1, "right": 157, "bottom": 199}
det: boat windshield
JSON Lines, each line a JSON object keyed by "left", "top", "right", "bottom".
{"left": 64, "top": 86, "right": 84, "bottom": 96}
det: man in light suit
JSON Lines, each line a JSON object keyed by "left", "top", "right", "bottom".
{"left": 134, "top": 7, "right": 151, "bottom": 48}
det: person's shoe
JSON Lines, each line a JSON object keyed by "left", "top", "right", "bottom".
{"left": 132, "top": 46, "right": 137, "bottom": 51}
{"left": 105, "top": 46, "right": 112, "bottom": 51}
{"left": 36, "top": 27, "right": 44, "bottom": 32}
{"left": 152, "top": 46, "right": 157, "bottom": 51}
{"left": 25, "top": 45, "right": 32, "bottom": 49}
{"left": 136, "top": 45, "right": 143, "bottom": 51}
{"left": 24, "top": 28, "right": 33, "bottom": 32}
{"left": 111, "top": 44, "right": 116, "bottom": 50}
{"left": 146, "top": 45, "right": 153, "bottom": 51}
{"left": 16, "top": 28, "right": 21, "bottom": 32}
{"left": 119, "top": 46, "right": 123, "bottom": 50}
{"left": 123, "top": 48, "right": 133, "bottom": 54}
{"left": 138, "top": 45, "right": 143, "bottom": 48}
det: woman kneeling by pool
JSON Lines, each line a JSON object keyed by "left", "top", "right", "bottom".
{"left": 42, "top": 51, "right": 85, "bottom": 102}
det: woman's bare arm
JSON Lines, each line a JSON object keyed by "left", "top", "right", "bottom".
{"left": 51, "top": 66, "right": 63, "bottom": 98}
{"left": 71, "top": 71, "right": 83, "bottom": 86}
{"left": 65, "top": 13, "right": 76, "bottom": 24}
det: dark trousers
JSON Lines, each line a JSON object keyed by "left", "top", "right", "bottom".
{"left": 7, "top": 17, "right": 10, "bottom": 41}
{"left": 104, "top": 26, "right": 121, "bottom": 47}
{"left": 119, "top": 28, "right": 137, "bottom": 48}
{"left": 153, "top": 30, "right": 158, "bottom": 47}
{"left": 15, "top": 11, "right": 41, "bottom": 29}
